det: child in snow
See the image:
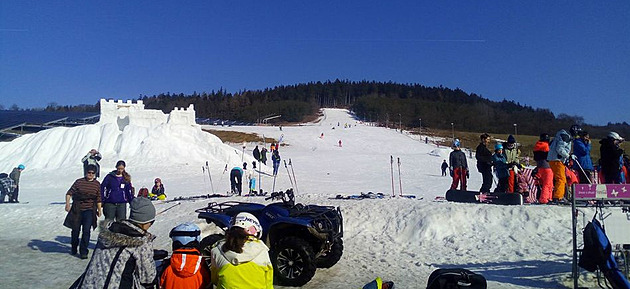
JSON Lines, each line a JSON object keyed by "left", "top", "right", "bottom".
{"left": 210, "top": 212, "right": 273, "bottom": 289}
{"left": 492, "top": 143, "right": 509, "bottom": 193}
{"left": 149, "top": 178, "right": 166, "bottom": 200}
{"left": 248, "top": 162, "right": 257, "bottom": 195}
{"left": 160, "top": 223, "right": 211, "bottom": 289}
{"left": 504, "top": 135, "right": 521, "bottom": 192}
{"left": 449, "top": 139, "right": 468, "bottom": 191}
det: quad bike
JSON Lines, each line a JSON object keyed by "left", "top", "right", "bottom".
{"left": 196, "top": 188, "right": 344, "bottom": 286}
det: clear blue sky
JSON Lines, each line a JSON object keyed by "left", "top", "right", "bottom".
{"left": 1, "top": 1, "right": 628, "bottom": 125}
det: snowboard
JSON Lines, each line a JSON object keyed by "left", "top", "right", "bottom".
{"left": 445, "top": 189, "right": 523, "bottom": 205}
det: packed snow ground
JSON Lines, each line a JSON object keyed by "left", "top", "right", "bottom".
{"left": 0, "top": 108, "right": 628, "bottom": 288}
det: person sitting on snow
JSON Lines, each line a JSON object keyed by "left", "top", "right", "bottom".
{"left": 149, "top": 178, "right": 166, "bottom": 200}
{"left": 160, "top": 223, "right": 211, "bottom": 289}
{"left": 210, "top": 212, "right": 273, "bottom": 289}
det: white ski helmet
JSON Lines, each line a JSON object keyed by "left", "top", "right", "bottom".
{"left": 231, "top": 212, "right": 262, "bottom": 238}
{"left": 169, "top": 223, "right": 201, "bottom": 246}
{"left": 608, "top": 131, "right": 624, "bottom": 141}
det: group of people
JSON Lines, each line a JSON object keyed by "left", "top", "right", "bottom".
{"left": 70, "top": 204, "right": 273, "bottom": 289}
{"left": 454, "top": 126, "right": 627, "bottom": 204}
{"left": 0, "top": 164, "right": 24, "bottom": 203}
{"left": 253, "top": 143, "right": 281, "bottom": 176}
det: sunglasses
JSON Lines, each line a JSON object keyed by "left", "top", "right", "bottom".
{"left": 87, "top": 171, "right": 96, "bottom": 174}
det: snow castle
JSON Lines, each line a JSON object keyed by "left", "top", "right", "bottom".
{"left": 98, "top": 99, "right": 197, "bottom": 129}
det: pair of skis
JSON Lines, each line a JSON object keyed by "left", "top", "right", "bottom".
{"left": 390, "top": 155, "right": 403, "bottom": 197}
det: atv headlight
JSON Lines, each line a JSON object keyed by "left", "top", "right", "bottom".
{"left": 313, "top": 220, "right": 325, "bottom": 231}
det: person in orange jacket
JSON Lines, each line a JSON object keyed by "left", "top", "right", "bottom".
{"left": 533, "top": 133, "right": 553, "bottom": 204}
{"left": 160, "top": 223, "right": 211, "bottom": 289}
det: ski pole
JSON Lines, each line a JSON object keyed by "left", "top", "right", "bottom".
{"left": 284, "top": 160, "right": 295, "bottom": 189}
{"left": 202, "top": 166, "right": 209, "bottom": 194}
{"left": 289, "top": 159, "right": 298, "bottom": 195}
{"left": 397, "top": 157, "right": 403, "bottom": 196}
{"left": 206, "top": 161, "right": 215, "bottom": 194}
{"left": 157, "top": 202, "right": 181, "bottom": 215}
{"left": 572, "top": 156, "right": 593, "bottom": 184}
{"left": 390, "top": 155, "right": 395, "bottom": 197}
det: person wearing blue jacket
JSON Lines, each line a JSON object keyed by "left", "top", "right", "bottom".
{"left": 547, "top": 129, "right": 572, "bottom": 201}
{"left": 573, "top": 131, "right": 593, "bottom": 184}
{"left": 230, "top": 165, "right": 244, "bottom": 195}
{"left": 492, "top": 143, "right": 509, "bottom": 192}
{"left": 100, "top": 160, "right": 134, "bottom": 221}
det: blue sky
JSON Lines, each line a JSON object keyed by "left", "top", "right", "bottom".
{"left": 1, "top": 1, "right": 628, "bottom": 125}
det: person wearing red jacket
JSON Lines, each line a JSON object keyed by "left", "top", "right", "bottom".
{"left": 160, "top": 223, "right": 211, "bottom": 289}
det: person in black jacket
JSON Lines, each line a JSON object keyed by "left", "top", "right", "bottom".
{"left": 475, "top": 133, "right": 493, "bottom": 193}
{"left": 449, "top": 139, "right": 468, "bottom": 191}
{"left": 600, "top": 132, "right": 625, "bottom": 184}
{"left": 441, "top": 160, "right": 448, "bottom": 176}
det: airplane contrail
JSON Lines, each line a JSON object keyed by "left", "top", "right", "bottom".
{"left": 0, "top": 28, "right": 29, "bottom": 32}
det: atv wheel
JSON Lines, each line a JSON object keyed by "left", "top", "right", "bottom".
{"left": 271, "top": 236, "right": 317, "bottom": 286}
{"left": 315, "top": 237, "right": 344, "bottom": 268}
{"left": 200, "top": 234, "right": 224, "bottom": 256}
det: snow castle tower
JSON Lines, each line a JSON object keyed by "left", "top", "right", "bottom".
{"left": 98, "top": 99, "right": 197, "bottom": 129}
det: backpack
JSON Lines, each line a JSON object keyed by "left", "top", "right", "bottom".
{"left": 579, "top": 218, "right": 611, "bottom": 272}
{"left": 426, "top": 268, "right": 487, "bottom": 289}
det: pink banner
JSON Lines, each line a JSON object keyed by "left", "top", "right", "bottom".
{"left": 574, "top": 184, "right": 630, "bottom": 199}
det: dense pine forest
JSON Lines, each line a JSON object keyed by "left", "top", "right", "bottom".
{"left": 39, "top": 80, "right": 629, "bottom": 138}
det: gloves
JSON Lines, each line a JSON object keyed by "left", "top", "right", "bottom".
{"left": 570, "top": 154, "right": 577, "bottom": 160}
{"left": 466, "top": 171, "right": 470, "bottom": 178}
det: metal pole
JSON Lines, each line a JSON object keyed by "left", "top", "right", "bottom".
{"left": 514, "top": 123, "right": 518, "bottom": 136}
{"left": 451, "top": 123, "right": 454, "bottom": 139}
{"left": 398, "top": 113, "right": 401, "bottom": 133}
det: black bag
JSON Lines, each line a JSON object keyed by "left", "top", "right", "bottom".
{"left": 427, "top": 268, "right": 487, "bottom": 289}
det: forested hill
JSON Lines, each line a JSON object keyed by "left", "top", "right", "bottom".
{"left": 47, "top": 80, "right": 629, "bottom": 138}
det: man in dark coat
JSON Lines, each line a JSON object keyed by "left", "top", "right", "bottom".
{"left": 600, "top": 132, "right": 625, "bottom": 184}
{"left": 441, "top": 160, "right": 448, "bottom": 176}
{"left": 253, "top": 145, "right": 261, "bottom": 162}
{"left": 64, "top": 164, "right": 102, "bottom": 259}
{"left": 475, "top": 133, "right": 493, "bottom": 193}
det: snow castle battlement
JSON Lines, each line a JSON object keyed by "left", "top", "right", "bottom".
{"left": 98, "top": 99, "right": 196, "bottom": 129}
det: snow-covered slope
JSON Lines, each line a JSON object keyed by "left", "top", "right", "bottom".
{"left": 0, "top": 108, "right": 627, "bottom": 288}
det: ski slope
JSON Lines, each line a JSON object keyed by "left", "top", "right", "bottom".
{"left": 0, "top": 108, "right": 627, "bottom": 288}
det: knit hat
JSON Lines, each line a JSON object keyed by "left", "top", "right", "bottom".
{"left": 507, "top": 135, "right": 516, "bottom": 144}
{"left": 129, "top": 197, "right": 156, "bottom": 224}
{"left": 495, "top": 143, "right": 503, "bottom": 150}
{"left": 86, "top": 164, "right": 97, "bottom": 173}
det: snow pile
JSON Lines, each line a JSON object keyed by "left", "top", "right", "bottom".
{"left": 0, "top": 99, "right": 254, "bottom": 173}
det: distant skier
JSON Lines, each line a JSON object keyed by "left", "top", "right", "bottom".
{"left": 441, "top": 160, "right": 448, "bottom": 176}
{"left": 230, "top": 164, "right": 244, "bottom": 195}
{"left": 476, "top": 133, "right": 493, "bottom": 193}
{"left": 320, "top": 132, "right": 324, "bottom": 139}
{"left": 81, "top": 149, "right": 102, "bottom": 178}
{"left": 253, "top": 145, "right": 261, "bottom": 162}
{"left": 425, "top": 137, "right": 428, "bottom": 144}
{"left": 338, "top": 140, "right": 343, "bottom": 147}
{"left": 260, "top": 147, "right": 268, "bottom": 165}
{"left": 8, "top": 164, "right": 24, "bottom": 203}
{"left": 271, "top": 150, "right": 281, "bottom": 176}
{"left": 449, "top": 139, "right": 468, "bottom": 191}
